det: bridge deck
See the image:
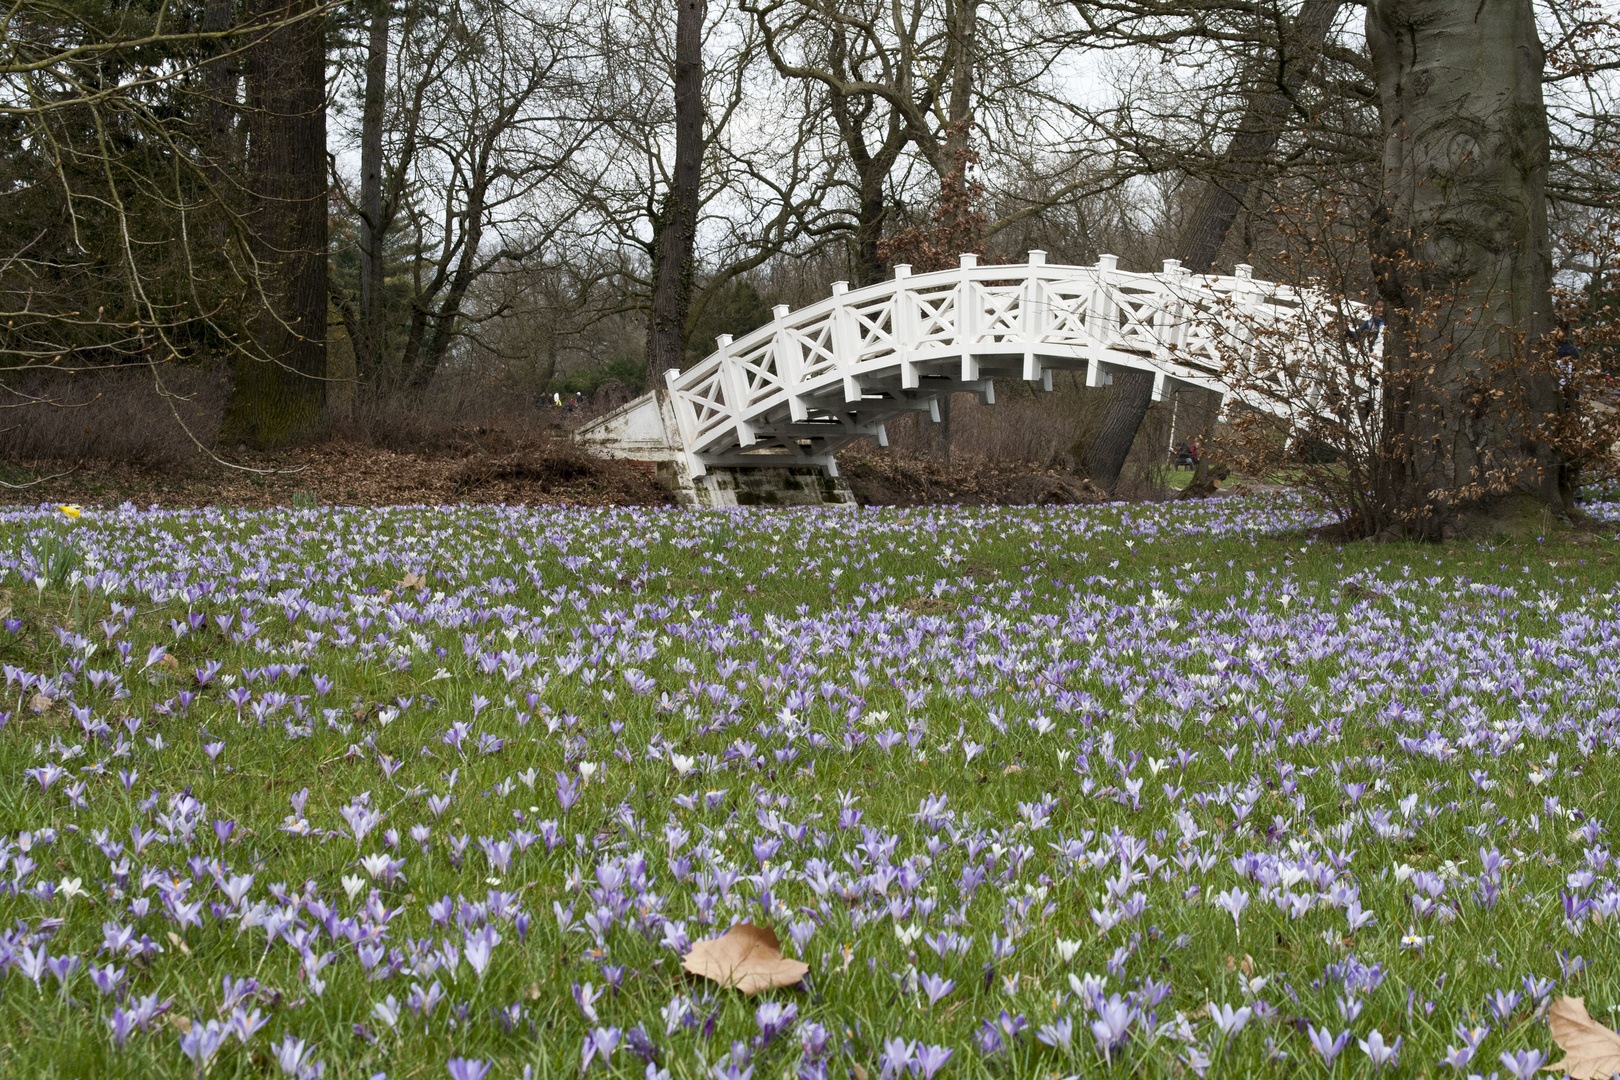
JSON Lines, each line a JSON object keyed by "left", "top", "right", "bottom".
{"left": 578, "top": 252, "right": 1368, "bottom": 477}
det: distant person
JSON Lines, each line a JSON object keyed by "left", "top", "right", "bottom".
{"left": 1348, "top": 300, "right": 1384, "bottom": 348}
{"left": 1556, "top": 321, "right": 1580, "bottom": 364}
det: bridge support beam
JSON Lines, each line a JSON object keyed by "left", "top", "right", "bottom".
{"left": 571, "top": 389, "right": 857, "bottom": 507}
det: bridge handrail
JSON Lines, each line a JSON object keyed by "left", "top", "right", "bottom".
{"left": 660, "top": 252, "right": 1369, "bottom": 472}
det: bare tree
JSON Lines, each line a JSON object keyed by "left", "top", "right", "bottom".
{"left": 645, "top": 0, "right": 707, "bottom": 384}
{"left": 339, "top": 0, "right": 612, "bottom": 391}
{"left": 583, "top": 0, "right": 841, "bottom": 375}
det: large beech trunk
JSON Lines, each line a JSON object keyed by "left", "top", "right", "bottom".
{"left": 221, "top": 0, "right": 328, "bottom": 448}
{"left": 645, "top": 0, "right": 706, "bottom": 384}
{"left": 1366, "top": 0, "right": 1560, "bottom": 538}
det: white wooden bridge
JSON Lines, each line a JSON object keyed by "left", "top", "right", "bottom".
{"left": 576, "top": 252, "right": 1364, "bottom": 502}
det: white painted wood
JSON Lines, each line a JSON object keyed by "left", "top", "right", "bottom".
{"left": 628, "top": 259, "right": 1367, "bottom": 477}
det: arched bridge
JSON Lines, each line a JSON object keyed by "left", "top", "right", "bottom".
{"left": 577, "top": 252, "right": 1364, "bottom": 481}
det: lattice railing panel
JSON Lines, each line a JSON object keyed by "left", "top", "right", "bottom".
{"left": 659, "top": 254, "right": 1366, "bottom": 473}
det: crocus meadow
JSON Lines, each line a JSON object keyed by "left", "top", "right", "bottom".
{"left": 0, "top": 496, "right": 1616, "bottom": 1078}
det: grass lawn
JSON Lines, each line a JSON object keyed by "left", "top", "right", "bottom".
{"left": 1, "top": 493, "right": 1618, "bottom": 1079}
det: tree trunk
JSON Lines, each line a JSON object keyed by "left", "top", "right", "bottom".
{"left": 645, "top": 0, "right": 705, "bottom": 385}
{"left": 221, "top": 0, "right": 329, "bottom": 448}
{"left": 202, "top": 0, "right": 241, "bottom": 172}
{"left": 1366, "top": 0, "right": 1559, "bottom": 539}
{"left": 1091, "top": 1, "right": 1341, "bottom": 484}
{"left": 855, "top": 184, "right": 888, "bottom": 286}
{"left": 1179, "top": 0, "right": 1343, "bottom": 273}
{"left": 1087, "top": 371, "right": 1153, "bottom": 494}
{"left": 935, "top": 0, "right": 976, "bottom": 234}
{"left": 357, "top": 0, "right": 389, "bottom": 386}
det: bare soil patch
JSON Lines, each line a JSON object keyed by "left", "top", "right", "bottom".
{"left": 0, "top": 438, "right": 674, "bottom": 509}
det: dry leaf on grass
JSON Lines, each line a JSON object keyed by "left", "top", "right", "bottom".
{"left": 396, "top": 572, "right": 427, "bottom": 589}
{"left": 682, "top": 923, "right": 808, "bottom": 995}
{"left": 1546, "top": 996, "right": 1620, "bottom": 1078}
{"left": 28, "top": 692, "right": 53, "bottom": 714}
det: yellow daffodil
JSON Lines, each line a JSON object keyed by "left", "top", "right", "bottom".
{"left": 58, "top": 504, "right": 82, "bottom": 519}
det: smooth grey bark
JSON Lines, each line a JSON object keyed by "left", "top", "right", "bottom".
{"left": 645, "top": 0, "right": 706, "bottom": 385}
{"left": 357, "top": 0, "right": 390, "bottom": 384}
{"left": 1366, "top": 0, "right": 1559, "bottom": 538}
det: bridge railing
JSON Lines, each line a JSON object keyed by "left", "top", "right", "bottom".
{"left": 665, "top": 251, "right": 1368, "bottom": 472}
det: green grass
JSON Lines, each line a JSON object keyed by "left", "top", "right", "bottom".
{"left": 0, "top": 496, "right": 1615, "bottom": 1079}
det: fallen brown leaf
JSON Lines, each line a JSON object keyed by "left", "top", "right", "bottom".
{"left": 28, "top": 692, "right": 53, "bottom": 713}
{"left": 157, "top": 654, "right": 180, "bottom": 673}
{"left": 396, "top": 572, "right": 427, "bottom": 589}
{"left": 1546, "top": 996, "right": 1620, "bottom": 1078}
{"left": 682, "top": 923, "right": 808, "bottom": 995}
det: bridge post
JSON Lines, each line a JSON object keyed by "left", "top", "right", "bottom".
{"left": 771, "top": 304, "right": 809, "bottom": 423}
{"left": 1156, "top": 259, "right": 1190, "bottom": 365}
{"left": 1023, "top": 251, "right": 1046, "bottom": 385}
{"left": 662, "top": 366, "right": 707, "bottom": 478}
{"left": 715, "top": 333, "right": 756, "bottom": 449}
{"left": 958, "top": 253, "right": 979, "bottom": 383}
{"left": 893, "top": 265, "right": 920, "bottom": 390}
{"left": 1087, "top": 255, "right": 1119, "bottom": 387}
{"left": 829, "top": 281, "right": 863, "bottom": 404}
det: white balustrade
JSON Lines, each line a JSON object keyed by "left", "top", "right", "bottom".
{"left": 661, "top": 253, "right": 1364, "bottom": 476}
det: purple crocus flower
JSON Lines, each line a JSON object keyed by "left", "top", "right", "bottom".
{"left": 878, "top": 1038, "right": 915, "bottom": 1080}
{"left": 107, "top": 1007, "right": 136, "bottom": 1049}
{"left": 1210, "top": 1003, "right": 1250, "bottom": 1037}
{"left": 755, "top": 1001, "right": 797, "bottom": 1046}
{"left": 1091, "top": 994, "right": 1133, "bottom": 1061}
{"left": 1035, "top": 1015, "right": 1073, "bottom": 1050}
{"left": 1499, "top": 1049, "right": 1546, "bottom": 1080}
{"left": 913, "top": 1045, "right": 953, "bottom": 1080}
{"left": 556, "top": 771, "right": 580, "bottom": 814}
{"left": 446, "top": 1059, "right": 492, "bottom": 1080}
{"left": 178, "top": 1019, "right": 229, "bottom": 1071}
{"left": 1307, "top": 1024, "right": 1351, "bottom": 1065}
{"left": 45, "top": 952, "right": 81, "bottom": 987}
{"left": 918, "top": 972, "right": 954, "bottom": 1006}
{"left": 1359, "top": 1030, "right": 1401, "bottom": 1071}
{"left": 580, "top": 1028, "right": 620, "bottom": 1072}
